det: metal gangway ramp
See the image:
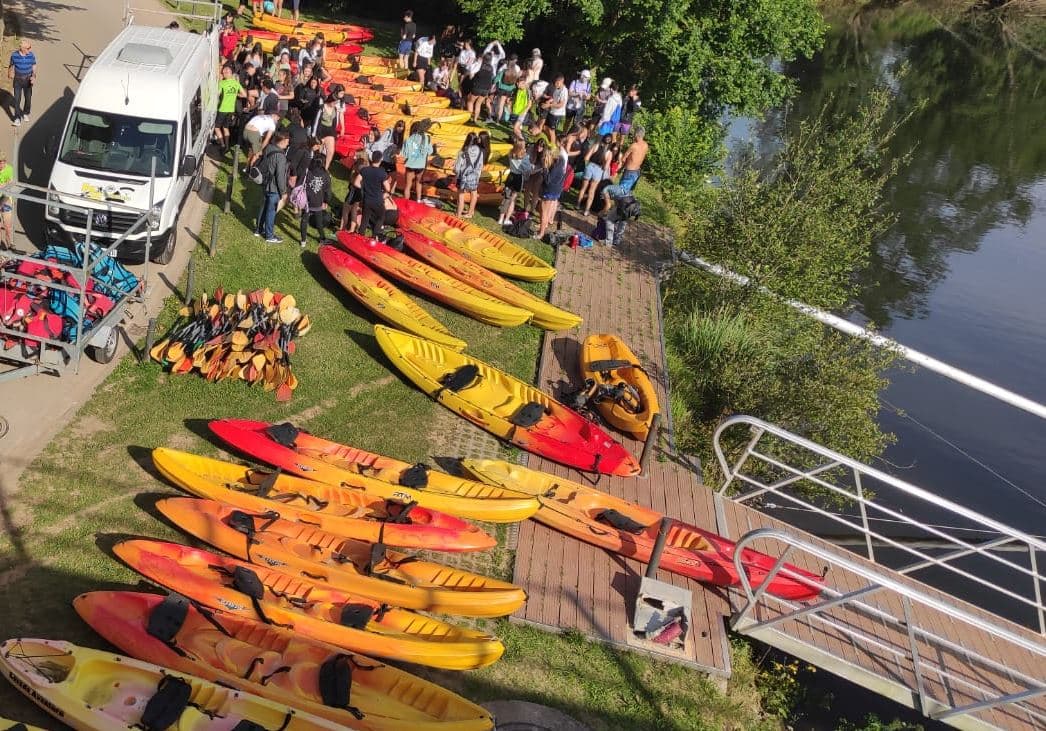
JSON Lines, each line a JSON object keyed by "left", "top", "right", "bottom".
{"left": 712, "top": 416, "right": 1046, "bottom": 730}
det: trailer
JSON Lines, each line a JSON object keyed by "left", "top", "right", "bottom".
{"left": 0, "top": 182, "right": 159, "bottom": 382}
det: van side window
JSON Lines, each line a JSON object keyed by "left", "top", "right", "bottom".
{"left": 189, "top": 86, "right": 203, "bottom": 147}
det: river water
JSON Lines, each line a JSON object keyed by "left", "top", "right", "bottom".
{"left": 730, "top": 6, "right": 1046, "bottom": 543}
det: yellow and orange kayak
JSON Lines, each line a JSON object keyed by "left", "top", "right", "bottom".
{"left": 319, "top": 244, "right": 466, "bottom": 351}
{"left": 114, "top": 539, "right": 506, "bottom": 670}
{"left": 152, "top": 447, "right": 498, "bottom": 550}
{"left": 0, "top": 638, "right": 340, "bottom": 731}
{"left": 580, "top": 333, "right": 661, "bottom": 440}
{"left": 251, "top": 14, "right": 374, "bottom": 42}
{"left": 396, "top": 198, "right": 556, "bottom": 281}
{"left": 338, "top": 231, "right": 533, "bottom": 327}
{"left": 157, "top": 496, "right": 527, "bottom": 617}
{"left": 401, "top": 229, "right": 581, "bottom": 331}
{"left": 75, "top": 591, "right": 495, "bottom": 731}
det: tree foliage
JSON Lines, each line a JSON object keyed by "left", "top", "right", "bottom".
{"left": 450, "top": 0, "right": 826, "bottom": 114}
{"left": 664, "top": 86, "right": 908, "bottom": 483}
{"left": 634, "top": 106, "right": 724, "bottom": 204}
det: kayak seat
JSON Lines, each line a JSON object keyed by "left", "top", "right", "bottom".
{"left": 586, "top": 358, "right": 635, "bottom": 373}
{"left": 266, "top": 422, "right": 301, "bottom": 448}
{"left": 509, "top": 401, "right": 546, "bottom": 428}
{"left": 146, "top": 593, "right": 190, "bottom": 645}
{"left": 596, "top": 508, "right": 648, "bottom": 535}
{"left": 339, "top": 603, "right": 374, "bottom": 629}
{"left": 141, "top": 675, "right": 192, "bottom": 731}
{"left": 439, "top": 364, "right": 481, "bottom": 393}
{"left": 398, "top": 463, "right": 429, "bottom": 488}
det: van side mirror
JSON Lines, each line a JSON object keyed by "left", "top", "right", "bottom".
{"left": 180, "top": 154, "right": 197, "bottom": 177}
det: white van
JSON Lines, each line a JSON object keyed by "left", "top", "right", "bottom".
{"left": 46, "top": 16, "right": 219, "bottom": 263}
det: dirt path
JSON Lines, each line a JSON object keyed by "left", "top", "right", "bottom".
{"left": 0, "top": 0, "right": 217, "bottom": 497}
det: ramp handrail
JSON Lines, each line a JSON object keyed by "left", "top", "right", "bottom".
{"left": 730, "top": 527, "right": 1046, "bottom": 726}
{"left": 712, "top": 415, "right": 1046, "bottom": 635}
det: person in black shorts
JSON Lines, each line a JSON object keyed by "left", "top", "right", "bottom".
{"left": 359, "top": 150, "right": 390, "bottom": 237}
{"left": 467, "top": 53, "right": 495, "bottom": 123}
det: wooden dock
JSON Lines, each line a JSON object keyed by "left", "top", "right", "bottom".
{"left": 511, "top": 216, "right": 1046, "bottom": 729}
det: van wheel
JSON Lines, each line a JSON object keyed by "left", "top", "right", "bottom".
{"left": 150, "top": 230, "right": 176, "bottom": 265}
{"left": 88, "top": 326, "right": 120, "bottom": 364}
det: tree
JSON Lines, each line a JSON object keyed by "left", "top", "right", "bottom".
{"left": 451, "top": 0, "right": 826, "bottom": 115}
{"left": 664, "top": 86, "right": 908, "bottom": 486}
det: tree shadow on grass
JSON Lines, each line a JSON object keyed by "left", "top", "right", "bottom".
{"left": 182, "top": 417, "right": 241, "bottom": 453}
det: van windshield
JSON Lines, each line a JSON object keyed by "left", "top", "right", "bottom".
{"left": 59, "top": 108, "right": 176, "bottom": 177}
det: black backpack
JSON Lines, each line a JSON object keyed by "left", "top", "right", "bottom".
{"left": 616, "top": 196, "right": 642, "bottom": 221}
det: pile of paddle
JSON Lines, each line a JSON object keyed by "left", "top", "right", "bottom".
{"left": 149, "top": 287, "right": 310, "bottom": 401}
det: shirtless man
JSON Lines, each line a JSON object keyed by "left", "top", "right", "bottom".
{"left": 601, "top": 125, "right": 648, "bottom": 211}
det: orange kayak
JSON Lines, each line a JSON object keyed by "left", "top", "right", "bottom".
{"left": 251, "top": 15, "right": 374, "bottom": 42}
{"left": 114, "top": 539, "right": 505, "bottom": 670}
{"left": 74, "top": 591, "right": 495, "bottom": 731}
{"left": 156, "top": 496, "right": 527, "bottom": 617}
{"left": 338, "top": 231, "right": 532, "bottom": 327}
{"left": 152, "top": 447, "right": 496, "bottom": 551}
{"left": 401, "top": 229, "right": 581, "bottom": 331}
{"left": 354, "top": 100, "right": 471, "bottom": 123}
{"left": 331, "top": 70, "right": 421, "bottom": 90}
{"left": 341, "top": 83, "right": 451, "bottom": 108}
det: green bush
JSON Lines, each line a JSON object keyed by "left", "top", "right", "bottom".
{"left": 635, "top": 106, "right": 725, "bottom": 206}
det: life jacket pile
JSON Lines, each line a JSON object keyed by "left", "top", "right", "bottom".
{"left": 149, "top": 287, "right": 311, "bottom": 402}
{"left": 0, "top": 243, "right": 139, "bottom": 353}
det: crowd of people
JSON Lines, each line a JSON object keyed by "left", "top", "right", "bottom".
{"left": 215, "top": 7, "right": 649, "bottom": 248}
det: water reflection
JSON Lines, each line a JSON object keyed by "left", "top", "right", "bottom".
{"left": 756, "top": 5, "right": 1046, "bottom": 326}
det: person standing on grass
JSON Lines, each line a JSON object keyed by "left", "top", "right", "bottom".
{"left": 9, "top": 39, "right": 37, "bottom": 127}
{"left": 497, "top": 139, "right": 532, "bottom": 226}
{"left": 312, "top": 93, "right": 339, "bottom": 170}
{"left": 402, "top": 121, "right": 433, "bottom": 203}
{"left": 398, "top": 11, "right": 416, "bottom": 71}
{"left": 601, "top": 125, "right": 648, "bottom": 211}
{"left": 543, "top": 74, "right": 568, "bottom": 131}
{"left": 215, "top": 64, "right": 246, "bottom": 153}
{"left": 359, "top": 151, "right": 390, "bottom": 237}
{"left": 299, "top": 154, "right": 332, "bottom": 248}
{"left": 467, "top": 53, "right": 495, "bottom": 123}
{"left": 577, "top": 133, "right": 612, "bottom": 216}
{"left": 565, "top": 70, "right": 591, "bottom": 130}
{"left": 493, "top": 53, "right": 519, "bottom": 123}
{"left": 254, "top": 130, "right": 290, "bottom": 244}
{"left": 288, "top": 0, "right": 301, "bottom": 21}
{"left": 243, "top": 110, "right": 279, "bottom": 169}
{"left": 454, "top": 132, "right": 484, "bottom": 219}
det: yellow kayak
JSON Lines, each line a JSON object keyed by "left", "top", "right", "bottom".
{"left": 250, "top": 15, "right": 374, "bottom": 43}
{"left": 396, "top": 198, "right": 556, "bottom": 281}
{"left": 0, "top": 717, "right": 44, "bottom": 731}
{"left": 401, "top": 229, "right": 581, "bottom": 331}
{"left": 362, "top": 103, "right": 472, "bottom": 124}
{"left": 319, "top": 244, "right": 467, "bottom": 351}
{"left": 339, "top": 231, "right": 532, "bottom": 327}
{"left": 581, "top": 333, "right": 661, "bottom": 439}
{"left": 0, "top": 638, "right": 340, "bottom": 731}
{"left": 375, "top": 326, "right": 642, "bottom": 476}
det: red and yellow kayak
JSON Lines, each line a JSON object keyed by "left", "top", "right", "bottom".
{"left": 319, "top": 244, "right": 466, "bottom": 351}
{"left": 75, "top": 591, "right": 495, "bottom": 731}
{"left": 114, "top": 539, "right": 506, "bottom": 670}
{"left": 239, "top": 28, "right": 363, "bottom": 55}
{"left": 465, "top": 459, "right": 825, "bottom": 600}
{"left": 375, "top": 326, "right": 642, "bottom": 476}
{"left": 157, "top": 496, "right": 527, "bottom": 617}
{"left": 401, "top": 229, "right": 581, "bottom": 331}
{"left": 338, "top": 232, "right": 532, "bottom": 327}
{"left": 396, "top": 198, "right": 555, "bottom": 281}
{"left": 208, "top": 419, "right": 539, "bottom": 523}
{"left": 0, "top": 638, "right": 339, "bottom": 730}
{"left": 152, "top": 447, "right": 496, "bottom": 550}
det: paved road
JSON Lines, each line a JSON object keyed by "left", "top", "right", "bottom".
{"left": 0, "top": 0, "right": 215, "bottom": 496}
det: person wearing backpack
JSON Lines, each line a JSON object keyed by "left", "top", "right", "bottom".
{"left": 298, "top": 154, "right": 332, "bottom": 249}
{"left": 402, "top": 121, "right": 433, "bottom": 203}
{"left": 453, "top": 132, "right": 485, "bottom": 219}
{"left": 253, "top": 130, "right": 290, "bottom": 244}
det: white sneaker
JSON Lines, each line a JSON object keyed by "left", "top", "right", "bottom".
{"left": 11, "top": 118, "right": 19, "bottom": 127}
{"left": 299, "top": 240, "right": 307, "bottom": 249}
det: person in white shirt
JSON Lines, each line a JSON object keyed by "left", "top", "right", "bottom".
{"left": 529, "top": 48, "right": 543, "bottom": 79}
{"left": 543, "top": 74, "right": 568, "bottom": 131}
{"left": 566, "top": 69, "right": 592, "bottom": 130}
{"left": 456, "top": 39, "right": 475, "bottom": 77}
{"left": 243, "top": 111, "right": 279, "bottom": 168}
{"left": 599, "top": 82, "right": 622, "bottom": 135}
{"left": 483, "top": 40, "right": 505, "bottom": 68}
{"left": 414, "top": 36, "right": 434, "bottom": 86}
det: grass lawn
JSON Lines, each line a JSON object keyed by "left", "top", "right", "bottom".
{"left": 0, "top": 7, "right": 781, "bottom": 731}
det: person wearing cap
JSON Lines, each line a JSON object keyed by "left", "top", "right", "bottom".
{"left": 566, "top": 70, "right": 592, "bottom": 130}
{"left": 594, "top": 77, "right": 613, "bottom": 121}
{"left": 530, "top": 48, "right": 544, "bottom": 80}
{"left": 598, "top": 81, "right": 622, "bottom": 136}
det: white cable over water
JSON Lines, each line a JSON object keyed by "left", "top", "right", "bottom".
{"left": 678, "top": 251, "right": 1046, "bottom": 420}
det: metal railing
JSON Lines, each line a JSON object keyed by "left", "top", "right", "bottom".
{"left": 712, "top": 415, "right": 1046, "bottom": 635}
{"left": 124, "top": 0, "right": 223, "bottom": 26}
{"left": 729, "top": 527, "right": 1046, "bottom": 728}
